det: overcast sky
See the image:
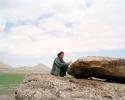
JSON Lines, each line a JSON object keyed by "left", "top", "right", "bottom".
{"left": 0, "top": 0, "right": 125, "bottom": 67}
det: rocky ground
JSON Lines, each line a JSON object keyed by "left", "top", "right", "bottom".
{"left": 15, "top": 73, "right": 125, "bottom": 100}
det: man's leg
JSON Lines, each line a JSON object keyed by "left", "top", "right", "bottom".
{"left": 60, "top": 66, "right": 64, "bottom": 77}
{"left": 63, "top": 65, "right": 68, "bottom": 76}
{"left": 60, "top": 65, "right": 68, "bottom": 77}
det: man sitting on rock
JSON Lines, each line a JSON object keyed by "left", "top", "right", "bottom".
{"left": 51, "top": 51, "right": 71, "bottom": 77}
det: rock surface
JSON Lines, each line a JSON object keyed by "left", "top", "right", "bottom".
{"left": 15, "top": 73, "right": 125, "bottom": 100}
{"left": 68, "top": 56, "right": 125, "bottom": 83}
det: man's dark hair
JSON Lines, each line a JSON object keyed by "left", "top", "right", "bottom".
{"left": 57, "top": 51, "right": 64, "bottom": 57}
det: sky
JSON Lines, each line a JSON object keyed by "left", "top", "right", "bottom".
{"left": 0, "top": 0, "right": 125, "bottom": 68}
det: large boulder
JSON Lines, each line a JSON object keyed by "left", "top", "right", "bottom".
{"left": 68, "top": 56, "right": 125, "bottom": 83}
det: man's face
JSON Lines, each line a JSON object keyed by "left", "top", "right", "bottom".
{"left": 60, "top": 53, "right": 64, "bottom": 59}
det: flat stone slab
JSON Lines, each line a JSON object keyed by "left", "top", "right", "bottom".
{"left": 15, "top": 73, "right": 125, "bottom": 100}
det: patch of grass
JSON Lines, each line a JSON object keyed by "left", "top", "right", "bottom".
{"left": 0, "top": 73, "right": 25, "bottom": 95}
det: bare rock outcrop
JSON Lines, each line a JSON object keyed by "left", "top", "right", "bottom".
{"left": 68, "top": 56, "right": 125, "bottom": 83}
{"left": 15, "top": 73, "right": 125, "bottom": 100}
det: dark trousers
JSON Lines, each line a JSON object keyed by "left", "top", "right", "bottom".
{"left": 60, "top": 65, "right": 68, "bottom": 77}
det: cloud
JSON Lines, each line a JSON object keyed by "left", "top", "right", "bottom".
{"left": 0, "top": 19, "right": 6, "bottom": 32}
{"left": 0, "top": 0, "right": 125, "bottom": 66}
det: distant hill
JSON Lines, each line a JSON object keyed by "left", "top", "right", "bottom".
{"left": 16, "top": 64, "right": 50, "bottom": 73}
{"left": 0, "top": 61, "right": 13, "bottom": 73}
{"left": 0, "top": 61, "right": 50, "bottom": 73}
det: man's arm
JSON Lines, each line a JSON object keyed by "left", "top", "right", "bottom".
{"left": 54, "top": 58, "right": 67, "bottom": 67}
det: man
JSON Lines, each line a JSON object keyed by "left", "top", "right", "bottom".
{"left": 51, "top": 51, "right": 71, "bottom": 77}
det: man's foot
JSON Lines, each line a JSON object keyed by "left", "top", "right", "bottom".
{"left": 60, "top": 75, "right": 65, "bottom": 77}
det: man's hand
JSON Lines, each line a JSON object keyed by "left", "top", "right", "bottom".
{"left": 67, "top": 61, "right": 72, "bottom": 65}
